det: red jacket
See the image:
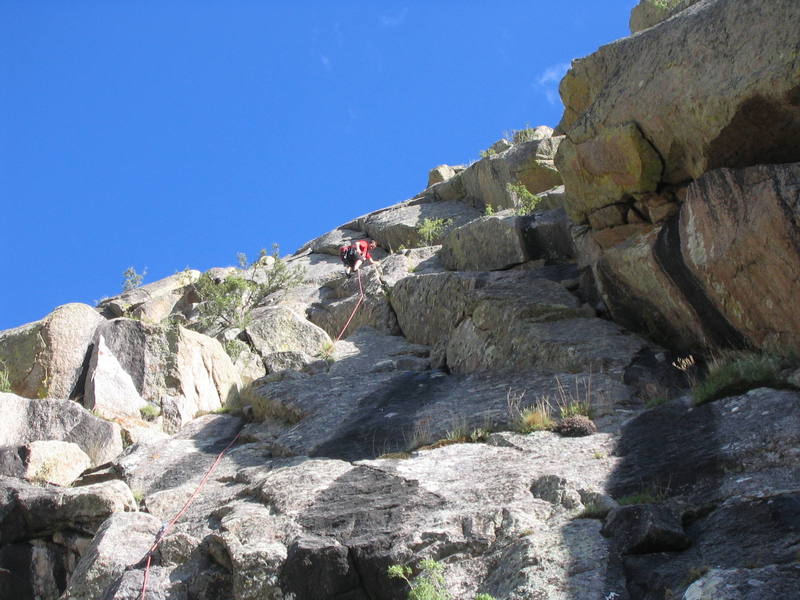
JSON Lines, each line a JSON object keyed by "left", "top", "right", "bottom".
{"left": 353, "top": 240, "right": 373, "bottom": 260}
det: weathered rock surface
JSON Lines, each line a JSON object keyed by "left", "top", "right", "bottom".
{"left": 348, "top": 198, "right": 482, "bottom": 250}
{"left": 629, "top": 0, "right": 700, "bottom": 34}
{"left": 593, "top": 163, "right": 800, "bottom": 353}
{"left": 683, "top": 564, "right": 800, "bottom": 600}
{"left": 557, "top": 0, "right": 800, "bottom": 222}
{"left": 604, "top": 389, "right": 800, "bottom": 599}
{"left": 22, "top": 440, "right": 92, "bottom": 486}
{"left": 0, "top": 303, "right": 103, "bottom": 399}
{"left": 0, "top": 393, "right": 123, "bottom": 466}
{"left": 439, "top": 213, "right": 529, "bottom": 271}
{"left": 0, "top": 477, "right": 136, "bottom": 544}
{"left": 84, "top": 334, "right": 148, "bottom": 420}
{"left": 679, "top": 163, "right": 800, "bottom": 350}
{"left": 86, "top": 319, "right": 241, "bottom": 431}
{"left": 245, "top": 305, "right": 332, "bottom": 364}
{"left": 97, "top": 270, "right": 201, "bottom": 322}
{"left": 432, "top": 136, "right": 564, "bottom": 212}
{"left": 62, "top": 512, "right": 162, "bottom": 600}
{"left": 308, "top": 269, "right": 399, "bottom": 338}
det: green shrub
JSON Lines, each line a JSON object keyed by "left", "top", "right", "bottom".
{"left": 223, "top": 338, "right": 250, "bottom": 360}
{"left": 388, "top": 560, "right": 450, "bottom": 600}
{"left": 388, "top": 560, "right": 496, "bottom": 600}
{"left": 483, "top": 204, "right": 495, "bottom": 216}
{"left": 139, "top": 404, "right": 161, "bottom": 421}
{"left": 192, "top": 245, "right": 304, "bottom": 331}
{"left": 693, "top": 350, "right": 790, "bottom": 405}
{"left": 506, "top": 183, "right": 543, "bottom": 215}
{"left": 0, "top": 361, "right": 12, "bottom": 393}
{"left": 122, "top": 266, "right": 147, "bottom": 292}
{"left": 479, "top": 148, "right": 497, "bottom": 159}
{"left": 417, "top": 218, "right": 452, "bottom": 246}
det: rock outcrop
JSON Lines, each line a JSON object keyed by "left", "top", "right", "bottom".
{"left": 3, "top": 1, "right": 800, "bottom": 598}
{"left": 0, "top": 303, "right": 103, "bottom": 399}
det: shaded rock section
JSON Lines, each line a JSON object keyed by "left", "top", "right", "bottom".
{"left": 0, "top": 393, "right": 123, "bottom": 466}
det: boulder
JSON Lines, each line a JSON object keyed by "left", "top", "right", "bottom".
{"left": 556, "top": 0, "right": 800, "bottom": 221}
{"left": 0, "top": 303, "right": 103, "bottom": 400}
{"left": 456, "top": 136, "right": 564, "bottom": 211}
{"left": 62, "top": 512, "right": 162, "bottom": 600}
{"left": 592, "top": 163, "right": 800, "bottom": 353}
{"left": 390, "top": 272, "right": 476, "bottom": 346}
{"left": 679, "top": 163, "right": 800, "bottom": 351}
{"left": 439, "top": 214, "right": 528, "bottom": 271}
{"left": 601, "top": 504, "right": 691, "bottom": 554}
{"left": 245, "top": 306, "right": 331, "bottom": 360}
{"left": 357, "top": 199, "right": 482, "bottom": 251}
{"left": 0, "top": 477, "right": 137, "bottom": 545}
{"left": 0, "top": 393, "right": 123, "bottom": 466}
{"left": 22, "top": 440, "right": 92, "bottom": 486}
{"left": 96, "top": 270, "right": 201, "bottom": 322}
{"left": 427, "top": 164, "right": 459, "bottom": 187}
{"left": 86, "top": 319, "right": 241, "bottom": 432}
{"left": 520, "top": 207, "right": 577, "bottom": 263}
{"left": 83, "top": 334, "right": 147, "bottom": 420}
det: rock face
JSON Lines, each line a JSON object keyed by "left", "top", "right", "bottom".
{"left": 433, "top": 135, "right": 563, "bottom": 210}
{"left": 629, "top": 0, "right": 701, "bottom": 34}
{"left": 594, "top": 163, "right": 800, "bottom": 353}
{"left": 5, "top": 2, "right": 800, "bottom": 599}
{"left": 96, "top": 270, "right": 200, "bottom": 322}
{"left": 0, "top": 303, "right": 103, "bottom": 399}
{"left": 557, "top": 0, "right": 800, "bottom": 221}
{"left": 0, "top": 393, "right": 123, "bottom": 466}
{"left": 85, "top": 319, "right": 241, "bottom": 431}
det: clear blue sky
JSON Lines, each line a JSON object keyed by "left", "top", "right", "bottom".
{"left": 0, "top": 1, "right": 637, "bottom": 330}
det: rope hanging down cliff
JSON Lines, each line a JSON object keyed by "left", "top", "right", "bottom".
{"left": 137, "top": 267, "right": 374, "bottom": 598}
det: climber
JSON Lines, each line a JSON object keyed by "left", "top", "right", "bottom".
{"left": 340, "top": 239, "right": 378, "bottom": 278}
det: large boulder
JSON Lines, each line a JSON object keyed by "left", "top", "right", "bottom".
{"left": 556, "top": 0, "right": 800, "bottom": 223}
{"left": 62, "top": 512, "right": 162, "bottom": 600}
{"left": 245, "top": 306, "right": 332, "bottom": 363}
{"left": 22, "top": 440, "right": 92, "bottom": 486}
{"left": 593, "top": 163, "right": 800, "bottom": 354}
{"left": 96, "top": 270, "right": 200, "bottom": 322}
{"left": 0, "top": 303, "right": 103, "bottom": 400}
{"left": 349, "top": 199, "right": 482, "bottom": 251}
{"left": 0, "top": 393, "right": 123, "bottom": 466}
{"left": 439, "top": 213, "right": 529, "bottom": 271}
{"left": 679, "top": 163, "right": 800, "bottom": 350}
{"left": 434, "top": 135, "right": 564, "bottom": 211}
{"left": 0, "top": 477, "right": 137, "bottom": 545}
{"left": 85, "top": 319, "right": 241, "bottom": 432}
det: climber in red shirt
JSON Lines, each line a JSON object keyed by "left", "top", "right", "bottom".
{"left": 339, "top": 239, "right": 378, "bottom": 278}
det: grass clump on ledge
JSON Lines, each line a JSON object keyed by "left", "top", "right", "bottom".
{"left": 506, "top": 182, "right": 543, "bottom": 215}
{"left": 692, "top": 349, "right": 796, "bottom": 405}
{"left": 388, "top": 559, "right": 496, "bottom": 600}
{"left": 417, "top": 217, "right": 452, "bottom": 246}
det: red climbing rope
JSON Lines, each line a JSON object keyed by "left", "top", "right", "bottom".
{"left": 334, "top": 268, "right": 366, "bottom": 343}
{"left": 138, "top": 268, "right": 372, "bottom": 598}
{"left": 138, "top": 430, "right": 241, "bottom": 600}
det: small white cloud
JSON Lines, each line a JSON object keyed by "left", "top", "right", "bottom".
{"left": 380, "top": 7, "right": 408, "bottom": 28}
{"left": 535, "top": 62, "right": 571, "bottom": 105}
{"left": 537, "top": 62, "right": 571, "bottom": 86}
